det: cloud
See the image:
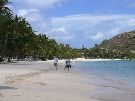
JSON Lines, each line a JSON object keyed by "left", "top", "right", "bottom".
{"left": 41, "top": 14, "right": 135, "bottom": 48}
{"left": 11, "top": 0, "right": 67, "bottom": 9}
{"left": 47, "top": 27, "right": 75, "bottom": 41}
{"left": 17, "top": 9, "right": 39, "bottom": 17}
{"left": 17, "top": 9, "right": 45, "bottom": 22}
{"left": 9, "top": 0, "right": 135, "bottom": 48}
{"left": 12, "top": 12, "right": 135, "bottom": 47}
{"left": 89, "top": 32, "right": 104, "bottom": 40}
{"left": 8, "top": 4, "right": 135, "bottom": 48}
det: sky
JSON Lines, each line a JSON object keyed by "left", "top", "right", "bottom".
{"left": 9, "top": 0, "right": 135, "bottom": 48}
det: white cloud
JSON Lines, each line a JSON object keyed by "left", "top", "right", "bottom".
{"left": 50, "top": 28, "right": 67, "bottom": 34}
{"left": 11, "top": 0, "right": 67, "bottom": 9}
{"left": 9, "top": 7, "right": 135, "bottom": 48}
{"left": 42, "top": 14, "right": 135, "bottom": 47}
{"left": 47, "top": 27, "right": 75, "bottom": 41}
{"left": 128, "top": 19, "right": 135, "bottom": 26}
{"left": 17, "top": 9, "right": 39, "bottom": 17}
{"left": 89, "top": 32, "right": 104, "bottom": 40}
{"left": 17, "top": 9, "right": 45, "bottom": 22}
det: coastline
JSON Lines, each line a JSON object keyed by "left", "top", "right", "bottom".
{"left": 72, "top": 58, "right": 134, "bottom": 62}
{"left": 0, "top": 61, "right": 98, "bottom": 101}
{"left": 73, "top": 59, "right": 135, "bottom": 101}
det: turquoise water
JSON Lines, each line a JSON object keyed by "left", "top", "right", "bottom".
{"left": 74, "top": 60, "right": 135, "bottom": 101}
{"left": 75, "top": 60, "right": 135, "bottom": 79}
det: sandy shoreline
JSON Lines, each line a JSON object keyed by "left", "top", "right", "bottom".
{"left": 72, "top": 58, "right": 129, "bottom": 62}
{"left": 0, "top": 61, "right": 98, "bottom": 101}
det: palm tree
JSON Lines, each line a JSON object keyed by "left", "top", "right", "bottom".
{"left": 0, "top": 0, "right": 13, "bottom": 57}
{"left": 0, "top": 0, "right": 12, "bottom": 16}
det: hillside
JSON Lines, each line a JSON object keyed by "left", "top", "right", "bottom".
{"left": 99, "top": 30, "right": 135, "bottom": 53}
{"left": 86, "top": 30, "right": 135, "bottom": 59}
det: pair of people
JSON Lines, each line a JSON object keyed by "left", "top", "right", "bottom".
{"left": 53, "top": 58, "right": 71, "bottom": 71}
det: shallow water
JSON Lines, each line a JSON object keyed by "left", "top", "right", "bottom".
{"left": 74, "top": 60, "right": 135, "bottom": 101}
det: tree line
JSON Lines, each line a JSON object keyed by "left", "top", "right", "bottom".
{"left": 0, "top": 0, "right": 81, "bottom": 61}
{"left": 82, "top": 44, "right": 135, "bottom": 59}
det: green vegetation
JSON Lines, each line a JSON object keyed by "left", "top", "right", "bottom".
{"left": 0, "top": 0, "right": 135, "bottom": 61}
{"left": 82, "top": 31, "right": 135, "bottom": 59}
{"left": 0, "top": 0, "right": 80, "bottom": 61}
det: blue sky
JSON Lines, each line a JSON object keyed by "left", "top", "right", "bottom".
{"left": 9, "top": 0, "right": 135, "bottom": 48}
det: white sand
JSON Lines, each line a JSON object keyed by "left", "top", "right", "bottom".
{"left": 0, "top": 61, "right": 98, "bottom": 101}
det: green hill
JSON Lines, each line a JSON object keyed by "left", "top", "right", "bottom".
{"left": 100, "top": 30, "right": 135, "bottom": 52}
{"left": 86, "top": 30, "right": 135, "bottom": 59}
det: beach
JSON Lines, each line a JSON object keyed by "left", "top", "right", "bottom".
{"left": 0, "top": 61, "right": 98, "bottom": 101}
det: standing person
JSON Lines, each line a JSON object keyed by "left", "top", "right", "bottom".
{"left": 54, "top": 57, "right": 58, "bottom": 70}
{"left": 64, "top": 59, "right": 71, "bottom": 71}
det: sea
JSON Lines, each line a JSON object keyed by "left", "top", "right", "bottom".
{"left": 73, "top": 60, "right": 135, "bottom": 101}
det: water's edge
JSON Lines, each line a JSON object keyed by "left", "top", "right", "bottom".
{"left": 73, "top": 60, "right": 135, "bottom": 101}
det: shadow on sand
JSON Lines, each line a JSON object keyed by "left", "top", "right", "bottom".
{"left": 0, "top": 86, "right": 17, "bottom": 90}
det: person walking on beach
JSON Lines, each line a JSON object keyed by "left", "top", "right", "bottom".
{"left": 64, "top": 59, "right": 71, "bottom": 71}
{"left": 54, "top": 57, "right": 58, "bottom": 70}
